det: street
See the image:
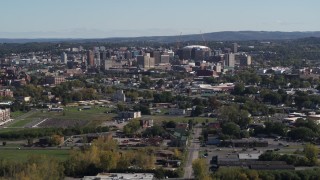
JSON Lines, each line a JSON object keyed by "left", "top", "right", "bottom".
{"left": 184, "top": 126, "right": 202, "bottom": 179}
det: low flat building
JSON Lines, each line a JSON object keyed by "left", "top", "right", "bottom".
{"left": 169, "top": 108, "right": 186, "bottom": 115}
{"left": 238, "top": 153, "right": 262, "bottom": 161}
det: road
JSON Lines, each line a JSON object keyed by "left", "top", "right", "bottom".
{"left": 184, "top": 126, "right": 202, "bottom": 179}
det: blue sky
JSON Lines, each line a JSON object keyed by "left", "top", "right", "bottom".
{"left": 0, "top": 0, "right": 319, "bottom": 38}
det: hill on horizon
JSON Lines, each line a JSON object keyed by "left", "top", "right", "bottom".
{"left": 1, "top": 31, "right": 320, "bottom": 43}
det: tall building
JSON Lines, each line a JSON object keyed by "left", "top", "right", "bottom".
{"left": 240, "top": 54, "right": 252, "bottom": 66}
{"left": 137, "top": 54, "right": 154, "bottom": 69}
{"left": 102, "top": 59, "right": 113, "bottom": 70}
{"left": 61, "top": 52, "right": 67, "bottom": 64}
{"left": 95, "top": 51, "right": 101, "bottom": 67}
{"left": 160, "top": 55, "right": 170, "bottom": 63}
{"left": 233, "top": 43, "right": 238, "bottom": 53}
{"left": 151, "top": 51, "right": 161, "bottom": 64}
{"left": 100, "top": 51, "right": 107, "bottom": 61}
{"left": 87, "top": 50, "right": 94, "bottom": 66}
{"left": 224, "top": 53, "right": 235, "bottom": 67}
{"left": 215, "top": 62, "right": 222, "bottom": 73}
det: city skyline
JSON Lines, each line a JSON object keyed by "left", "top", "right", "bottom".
{"left": 0, "top": 0, "right": 319, "bottom": 38}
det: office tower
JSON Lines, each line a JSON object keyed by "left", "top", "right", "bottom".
{"left": 102, "top": 59, "right": 113, "bottom": 70}
{"left": 224, "top": 53, "right": 235, "bottom": 67}
{"left": 61, "top": 52, "right": 67, "bottom": 64}
{"left": 240, "top": 55, "right": 252, "bottom": 66}
{"left": 151, "top": 51, "right": 161, "bottom": 64}
{"left": 95, "top": 51, "right": 101, "bottom": 66}
{"left": 137, "top": 54, "right": 154, "bottom": 69}
{"left": 125, "top": 51, "right": 132, "bottom": 60}
{"left": 215, "top": 62, "right": 222, "bottom": 73}
{"left": 100, "top": 51, "right": 107, "bottom": 61}
{"left": 160, "top": 55, "right": 170, "bottom": 63}
{"left": 233, "top": 43, "right": 238, "bottom": 53}
{"left": 87, "top": 50, "right": 94, "bottom": 66}
{"left": 149, "top": 57, "right": 155, "bottom": 69}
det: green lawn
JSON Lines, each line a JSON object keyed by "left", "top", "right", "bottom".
{"left": 8, "top": 119, "right": 34, "bottom": 127}
{"left": 28, "top": 107, "right": 115, "bottom": 121}
{"left": 11, "top": 111, "right": 26, "bottom": 118}
{"left": 12, "top": 107, "right": 117, "bottom": 127}
{"left": 0, "top": 149, "right": 70, "bottom": 161}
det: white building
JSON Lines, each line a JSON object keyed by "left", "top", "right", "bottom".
{"left": 0, "top": 109, "right": 10, "bottom": 122}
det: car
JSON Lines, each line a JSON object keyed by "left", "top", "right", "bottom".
{"left": 253, "top": 148, "right": 257, "bottom": 150}
{"left": 274, "top": 148, "right": 280, "bottom": 151}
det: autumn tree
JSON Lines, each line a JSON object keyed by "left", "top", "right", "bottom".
{"left": 192, "top": 158, "right": 212, "bottom": 180}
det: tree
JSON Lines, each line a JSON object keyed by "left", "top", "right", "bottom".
{"left": 207, "top": 96, "right": 221, "bottom": 110}
{"left": 232, "top": 83, "right": 245, "bottom": 95}
{"left": 304, "top": 143, "right": 319, "bottom": 165}
{"left": 287, "top": 127, "right": 316, "bottom": 140}
{"left": 192, "top": 158, "right": 211, "bottom": 180}
{"left": 191, "top": 106, "right": 204, "bottom": 117}
{"left": 15, "top": 155, "right": 64, "bottom": 180}
{"left": 222, "top": 122, "right": 240, "bottom": 137}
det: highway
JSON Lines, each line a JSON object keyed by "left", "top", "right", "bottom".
{"left": 183, "top": 126, "right": 202, "bottom": 179}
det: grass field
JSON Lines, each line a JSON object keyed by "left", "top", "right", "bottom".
{"left": 8, "top": 119, "right": 34, "bottom": 127}
{"left": 10, "top": 111, "right": 26, "bottom": 118}
{"left": 0, "top": 149, "right": 70, "bottom": 161}
{"left": 9, "top": 107, "right": 116, "bottom": 128}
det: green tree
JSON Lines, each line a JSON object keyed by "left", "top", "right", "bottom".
{"left": 222, "top": 122, "right": 240, "bottom": 137}
{"left": 304, "top": 143, "right": 319, "bottom": 165}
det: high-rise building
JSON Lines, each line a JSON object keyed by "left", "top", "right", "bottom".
{"left": 160, "top": 55, "right": 170, "bottom": 63}
{"left": 102, "top": 59, "right": 113, "bottom": 70}
{"left": 224, "top": 53, "right": 235, "bottom": 67}
{"left": 151, "top": 51, "right": 161, "bottom": 64}
{"left": 61, "top": 52, "right": 67, "bottom": 64}
{"left": 87, "top": 50, "right": 94, "bottom": 66}
{"left": 215, "top": 62, "right": 222, "bottom": 73}
{"left": 240, "top": 54, "right": 252, "bottom": 66}
{"left": 137, "top": 54, "right": 154, "bottom": 69}
{"left": 100, "top": 51, "right": 107, "bottom": 61}
{"left": 233, "top": 43, "right": 238, "bottom": 53}
{"left": 95, "top": 51, "right": 101, "bottom": 67}
{"left": 125, "top": 51, "right": 132, "bottom": 60}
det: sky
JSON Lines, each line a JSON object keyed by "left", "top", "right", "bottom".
{"left": 0, "top": 0, "right": 319, "bottom": 38}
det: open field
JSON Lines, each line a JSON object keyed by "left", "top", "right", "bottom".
{"left": 0, "top": 149, "right": 70, "bottom": 161}
{"left": 8, "top": 119, "right": 34, "bottom": 127}
{"left": 8, "top": 107, "right": 116, "bottom": 128}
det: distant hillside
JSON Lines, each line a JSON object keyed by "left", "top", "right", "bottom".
{"left": 1, "top": 31, "right": 320, "bottom": 43}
